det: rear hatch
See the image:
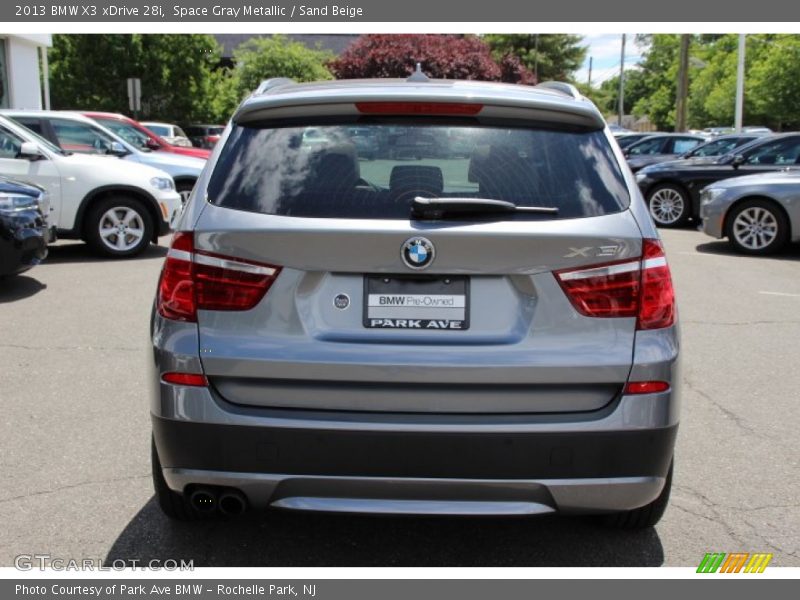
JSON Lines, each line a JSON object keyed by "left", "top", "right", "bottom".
{"left": 188, "top": 109, "right": 644, "bottom": 414}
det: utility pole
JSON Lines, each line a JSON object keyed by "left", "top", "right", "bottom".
{"left": 587, "top": 56, "right": 593, "bottom": 88}
{"left": 675, "top": 34, "right": 691, "bottom": 132}
{"left": 618, "top": 34, "right": 626, "bottom": 127}
{"left": 735, "top": 34, "right": 746, "bottom": 132}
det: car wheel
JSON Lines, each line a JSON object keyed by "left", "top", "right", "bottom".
{"left": 602, "top": 460, "right": 673, "bottom": 529}
{"left": 726, "top": 199, "right": 789, "bottom": 255}
{"left": 86, "top": 196, "right": 153, "bottom": 257}
{"left": 647, "top": 184, "right": 690, "bottom": 227}
{"left": 151, "top": 437, "right": 196, "bottom": 521}
{"left": 176, "top": 181, "right": 194, "bottom": 205}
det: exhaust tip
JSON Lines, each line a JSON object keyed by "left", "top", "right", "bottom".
{"left": 189, "top": 488, "right": 217, "bottom": 514}
{"left": 218, "top": 490, "right": 247, "bottom": 516}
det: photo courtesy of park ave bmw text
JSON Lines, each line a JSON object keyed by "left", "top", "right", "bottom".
{"left": 0, "top": 0, "right": 799, "bottom": 595}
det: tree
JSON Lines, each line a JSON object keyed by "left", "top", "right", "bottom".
{"left": 327, "top": 35, "right": 535, "bottom": 83}
{"left": 748, "top": 35, "right": 800, "bottom": 130}
{"left": 49, "top": 34, "right": 221, "bottom": 123}
{"left": 597, "top": 69, "right": 649, "bottom": 116}
{"left": 209, "top": 35, "right": 335, "bottom": 122}
{"left": 485, "top": 34, "right": 587, "bottom": 81}
{"left": 630, "top": 35, "right": 681, "bottom": 130}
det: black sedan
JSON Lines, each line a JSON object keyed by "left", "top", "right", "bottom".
{"left": 636, "top": 133, "right": 800, "bottom": 227}
{"left": 624, "top": 133, "right": 707, "bottom": 173}
{"left": 0, "top": 176, "right": 50, "bottom": 277}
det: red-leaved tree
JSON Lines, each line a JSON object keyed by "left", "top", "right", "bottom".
{"left": 328, "top": 35, "right": 536, "bottom": 85}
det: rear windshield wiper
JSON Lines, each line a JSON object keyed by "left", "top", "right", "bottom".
{"left": 411, "top": 196, "right": 559, "bottom": 219}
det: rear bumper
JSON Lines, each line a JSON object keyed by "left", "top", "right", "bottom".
{"left": 152, "top": 412, "right": 677, "bottom": 515}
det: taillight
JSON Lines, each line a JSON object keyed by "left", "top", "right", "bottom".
{"left": 624, "top": 381, "right": 670, "bottom": 394}
{"left": 156, "top": 232, "right": 281, "bottom": 322}
{"left": 355, "top": 102, "right": 483, "bottom": 116}
{"left": 161, "top": 372, "right": 208, "bottom": 387}
{"left": 554, "top": 238, "right": 675, "bottom": 330}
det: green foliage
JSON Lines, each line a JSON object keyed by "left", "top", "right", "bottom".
{"left": 49, "top": 34, "right": 221, "bottom": 123}
{"left": 749, "top": 35, "right": 800, "bottom": 130}
{"left": 485, "top": 34, "right": 587, "bottom": 81}
{"left": 49, "top": 34, "right": 334, "bottom": 125}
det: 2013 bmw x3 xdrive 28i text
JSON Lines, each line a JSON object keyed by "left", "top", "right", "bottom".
{"left": 150, "top": 75, "right": 680, "bottom": 528}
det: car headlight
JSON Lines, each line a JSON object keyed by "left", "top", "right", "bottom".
{"left": 635, "top": 171, "right": 649, "bottom": 183}
{"left": 0, "top": 193, "right": 38, "bottom": 213}
{"left": 701, "top": 188, "right": 726, "bottom": 204}
{"left": 150, "top": 177, "right": 175, "bottom": 191}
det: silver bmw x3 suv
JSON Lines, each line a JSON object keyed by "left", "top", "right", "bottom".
{"left": 150, "top": 75, "right": 680, "bottom": 528}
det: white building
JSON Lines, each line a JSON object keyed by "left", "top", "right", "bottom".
{"left": 0, "top": 34, "right": 52, "bottom": 110}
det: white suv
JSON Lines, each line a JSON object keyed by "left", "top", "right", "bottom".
{"left": 0, "top": 115, "right": 182, "bottom": 257}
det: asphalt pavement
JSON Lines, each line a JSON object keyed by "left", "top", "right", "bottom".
{"left": 1, "top": 228, "right": 798, "bottom": 567}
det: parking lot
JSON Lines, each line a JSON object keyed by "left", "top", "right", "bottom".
{"left": 1, "top": 227, "right": 798, "bottom": 568}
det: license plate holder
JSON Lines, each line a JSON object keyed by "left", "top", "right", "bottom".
{"left": 363, "top": 275, "right": 469, "bottom": 331}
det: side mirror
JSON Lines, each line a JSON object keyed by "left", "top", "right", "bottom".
{"left": 732, "top": 154, "right": 745, "bottom": 169}
{"left": 17, "top": 142, "right": 43, "bottom": 161}
{"left": 623, "top": 150, "right": 630, "bottom": 158}
{"left": 145, "top": 139, "right": 160, "bottom": 151}
{"left": 107, "top": 141, "right": 130, "bottom": 157}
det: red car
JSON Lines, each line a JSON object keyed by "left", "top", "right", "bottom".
{"left": 82, "top": 112, "right": 211, "bottom": 160}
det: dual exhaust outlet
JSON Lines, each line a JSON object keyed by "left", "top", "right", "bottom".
{"left": 188, "top": 487, "right": 248, "bottom": 517}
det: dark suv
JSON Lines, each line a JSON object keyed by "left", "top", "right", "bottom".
{"left": 150, "top": 76, "right": 680, "bottom": 527}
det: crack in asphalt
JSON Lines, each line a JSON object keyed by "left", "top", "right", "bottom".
{"left": 0, "top": 474, "right": 150, "bottom": 506}
{"left": 681, "top": 376, "right": 764, "bottom": 438}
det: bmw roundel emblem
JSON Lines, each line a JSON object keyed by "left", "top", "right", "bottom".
{"left": 401, "top": 237, "right": 435, "bottom": 270}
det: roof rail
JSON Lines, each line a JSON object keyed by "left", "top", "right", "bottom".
{"left": 255, "top": 78, "right": 296, "bottom": 95}
{"left": 534, "top": 81, "right": 582, "bottom": 100}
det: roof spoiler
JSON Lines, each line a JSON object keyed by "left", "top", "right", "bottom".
{"left": 534, "top": 81, "right": 582, "bottom": 101}
{"left": 254, "top": 78, "right": 296, "bottom": 95}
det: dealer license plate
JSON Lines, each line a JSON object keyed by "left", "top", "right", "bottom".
{"left": 363, "top": 276, "right": 469, "bottom": 330}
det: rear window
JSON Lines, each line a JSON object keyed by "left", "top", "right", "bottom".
{"left": 208, "top": 122, "right": 630, "bottom": 220}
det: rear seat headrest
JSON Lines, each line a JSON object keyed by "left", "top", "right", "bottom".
{"left": 389, "top": 165, "right": 444, "bottom": 194}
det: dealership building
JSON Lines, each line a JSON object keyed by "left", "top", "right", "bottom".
{"left": 0, "top": 34, "right": 52, "bottom": 110}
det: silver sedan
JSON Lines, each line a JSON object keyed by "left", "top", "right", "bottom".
{"left": 700, "top": 170, "right": 800, "bottom": 254}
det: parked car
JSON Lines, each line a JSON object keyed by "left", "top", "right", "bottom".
{"left": 0, "top": 175, "right": 50, "bottom": 277}
{"left": 0, "top": 115, "right": 181, "bottom": 257}
{"left": 140, "top": 122, "right": 193, "bottom": 147}
{"left": 624, "top": 133, "right": 706, "bottom": 173}
{"left": 184, "top": 124, "right": 225, "bottom": 149}
{"left": 3, "top": 111, "right": 206, "bottom": 204}
{"left": 614, "top": 132, "right": 656, "bottom": 150}
{"left": 636, "top": 132, "right": 800, "bottom": 227}
{"left": 150, "top": 77, "right": 679, "bottom": 527}
{"left": 700, "top": 170, "right": 800, "bottom": 255}
{"left": 84, "top": 112, "right": 211, "bottom": 160}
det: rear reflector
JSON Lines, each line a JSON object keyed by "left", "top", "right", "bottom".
{"left": 157, "top": 232, "right": 281, "bottom": 322}
{"left": 554, "top": 238, "right": 676, "bottom": 330}
{"left": 355, "top": 102, "right": 483, "bottom": 116}
{"left": 161, "top": 372, "right": 208, "bottom": 387}
{"left": 624, "top": 381, "right": 670, "bottom": 395}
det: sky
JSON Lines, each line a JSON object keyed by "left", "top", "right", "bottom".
{"left": 575, "top": 34, "right": 646, "bottom": 87}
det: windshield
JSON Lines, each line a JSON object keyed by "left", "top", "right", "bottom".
{"left": 95, "top": 118, "right": 152, "bottom": 149}
{"left": 208, "top": 122, "right": 630, "bottom": 220}
{"left": 688, "top": 137, "right": 747, "bottom": 157}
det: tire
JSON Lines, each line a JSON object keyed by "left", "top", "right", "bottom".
{"left": 725, "top": 199, "right": 789, "bottom": 255}
{"left": 151, "top": 437, "right": 196, "bottom": 521}
{"left": 647, "top": 184, "right": 691, "bottom": 227}
{"left": 602, "top": 460, "right": 673, "bottom": 529}
{"left": 85, "top": 195, "right": 154, "bottom": 257}
{"left": 176, "top": 181, "right": 195, "bottom": 205}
